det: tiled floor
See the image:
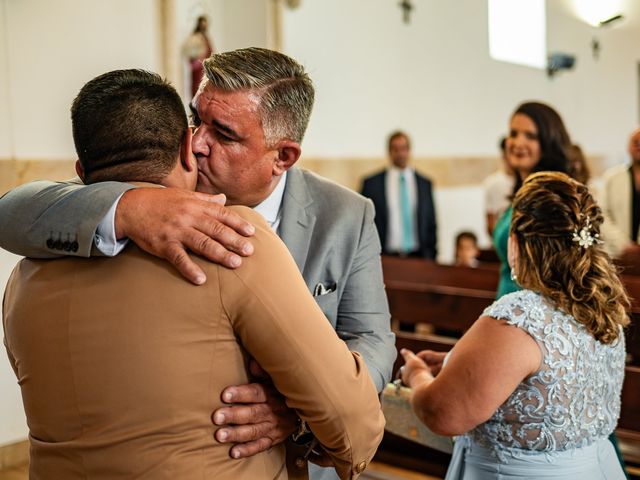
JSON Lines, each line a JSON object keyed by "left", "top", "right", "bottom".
{"left": 0, "top": 461, "right": 440, "bottom": 480}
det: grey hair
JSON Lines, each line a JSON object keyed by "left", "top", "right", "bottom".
{"left": 202, "top": 47, "right": 314, "bottom": 146}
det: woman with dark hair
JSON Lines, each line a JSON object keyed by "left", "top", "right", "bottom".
{"left": 400, "top": 172, "right": 629, "bottom": 479}
{"left": 493, "top": 101, "right": 572, "bottom": 298}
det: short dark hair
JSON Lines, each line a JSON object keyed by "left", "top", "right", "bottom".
{"left": 71, "top": 69, "right": 188, "bottom": 184}
{"left": 387, "top": 130, "right": 410, "bottom": 151}
{"left": 455, "top": 231, "right": 477, "bottom": 248}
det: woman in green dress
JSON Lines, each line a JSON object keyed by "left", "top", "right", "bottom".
{"left": 494, "top": 102, "right": 572, "bottom": 298}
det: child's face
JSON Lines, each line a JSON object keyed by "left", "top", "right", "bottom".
{"left": 456, "top": 238, "right": 479, "bottom": 266}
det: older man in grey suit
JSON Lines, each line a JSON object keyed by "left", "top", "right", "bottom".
{"left": 0, "top": 48, "right": 395, "bottom": 480}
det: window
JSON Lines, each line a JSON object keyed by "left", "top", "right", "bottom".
{"left": 488, "top": 0, "right": 546, "bottom": 69}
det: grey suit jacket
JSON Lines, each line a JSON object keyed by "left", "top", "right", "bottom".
{"left": 279, "top": 168, "right": 395, "bottom": 390}
{"left": 280, "top": 169, "right": 396, "bottom": 480}
{"left": 0, "top": 169, "right": 395, "bottom": 388}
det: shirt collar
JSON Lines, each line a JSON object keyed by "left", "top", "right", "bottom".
{"left": 389, "top": 165, "right": 413, "bottom": 175}
{"left": 253, "top": 171, "right": 287, "bottom": 228}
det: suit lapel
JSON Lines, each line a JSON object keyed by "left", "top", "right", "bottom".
{"left": 278, "top": 168, "right": 316, "bottom": 273}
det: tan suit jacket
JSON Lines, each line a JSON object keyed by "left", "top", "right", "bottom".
{"left": 600, "top": 164, "right": 638, "bottom": 256}
{"left": 3, "top": 206, "right": 384, "bottom": 480}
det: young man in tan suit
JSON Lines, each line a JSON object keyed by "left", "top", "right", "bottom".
{"left": 2, "top": 70, "right": 384, "bottom": 479}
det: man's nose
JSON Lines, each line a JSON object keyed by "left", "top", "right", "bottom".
{"left": 191, "top": 128, "right": 208, "bottom": 155}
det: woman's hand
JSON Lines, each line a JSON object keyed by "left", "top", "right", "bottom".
{"left": 400, "top": 348, "right": 435, "bottom": 388}
{"left": 416, "top": 350, "right": 447, "bottom": 376}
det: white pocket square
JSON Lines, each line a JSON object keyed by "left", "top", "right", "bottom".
{"left": 313, "top": 282, "right": 336, "bottom": 296}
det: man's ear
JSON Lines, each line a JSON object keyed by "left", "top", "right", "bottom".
{"left": 273, "top": 139, "right": 301, "bottom": 176}
{"left": 75, "top": 160, "right": 85, "bottom": 182}
{"left": 180, "top": 128, "right": 196, "bottom": 172}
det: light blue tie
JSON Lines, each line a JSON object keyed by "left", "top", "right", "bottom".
{"left": 399, "top": 173, "right": 413, "bottom": 253}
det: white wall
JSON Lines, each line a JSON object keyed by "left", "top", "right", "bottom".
{"left": 435, "top": 186, "right": 489, "bottom": 264}
{"left": 0, "top": 0, "right": 11, "bottom": 158}
{"left": 1, "top": 0, "right": 160, "bottom": 160}
{"left": 282, "top": 0, "right": 640, "bottom": 164}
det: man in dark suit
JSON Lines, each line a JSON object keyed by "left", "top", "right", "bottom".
{"left": 361, "top": 130, "right": 437, "bottom": 259}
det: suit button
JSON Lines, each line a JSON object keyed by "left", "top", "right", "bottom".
{"left": 71, "top": 241, "right": 79, "bottom": 252}
{"left": 46, "top": 239, "right": 54, "bottom": 249}
{"left": 355, "top": 461, "right": 366, "bottom": 473}
{"left": 294, "top": 457, "right": 306, "bottom": 469}
{"left": 63, "top": 241, "right": 71, "bottom": 251}
{"left": 53, "top": 240, "right": 63, "bottom": 250}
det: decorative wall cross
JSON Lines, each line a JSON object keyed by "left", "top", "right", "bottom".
{"left": 399, "top": 0, "right": 413, "bottom": 24}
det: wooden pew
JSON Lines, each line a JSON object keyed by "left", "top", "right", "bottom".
{"left": 621, "top": 275, "right": 640, "bottom": 365}
{"left": 616, "top": 250, "right": 640, "bottom": 276}
{"left": 382, "top": 256, "right": 498, "bottom": 334}
{"left": 383, "top": 256, "right": 640, "bottom": 365}
{"left": 619, "top": 365, "right": 640, "bottom": 468}
{"left": 477, "top": 248, "right": 500, "bottom": 264}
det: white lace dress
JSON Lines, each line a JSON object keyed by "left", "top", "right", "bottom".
{"left": 445, "top": 289, "right": 626, "bottom": 480}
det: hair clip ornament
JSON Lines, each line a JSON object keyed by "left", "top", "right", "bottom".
{"left": 571, "top": 216, "right": 602, "bottom": 249}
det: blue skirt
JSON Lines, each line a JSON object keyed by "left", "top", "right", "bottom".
{"left": 445, "top": 436, "right": 625, "bottom": 480}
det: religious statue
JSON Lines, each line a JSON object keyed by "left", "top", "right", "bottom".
{"left": 182, "top": 15, "right": 214, "bottom": 99}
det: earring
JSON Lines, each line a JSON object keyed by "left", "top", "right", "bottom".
{"left": 510, "top": 257, "right": 517, "bottom": 282}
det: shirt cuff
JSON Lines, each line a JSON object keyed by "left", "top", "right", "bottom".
{"left": 94, "top": 192, "right": 129, "bottom": 256}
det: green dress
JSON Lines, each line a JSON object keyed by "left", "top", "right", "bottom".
{"left": 492, "top": 206, "right": 519, "bottom": 299}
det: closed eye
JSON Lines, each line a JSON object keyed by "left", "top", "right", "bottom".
{"left": 188, "top": 103, "right": 201, "bottom": 128}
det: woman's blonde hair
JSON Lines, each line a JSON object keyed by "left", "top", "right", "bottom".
{"left": 511, "top": 171, "right": 629, "bottom": 344}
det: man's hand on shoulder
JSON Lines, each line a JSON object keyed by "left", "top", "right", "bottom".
{"left": 115, "top": 188, "right": 255, "bottom": 285}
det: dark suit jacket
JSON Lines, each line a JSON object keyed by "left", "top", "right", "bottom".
{"left": 360, "top": 169, "right": 437, "bottom": 259}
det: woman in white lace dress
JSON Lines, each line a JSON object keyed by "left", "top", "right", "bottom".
{"left": 400, "top": 171, "right": 629, "bottom": 479}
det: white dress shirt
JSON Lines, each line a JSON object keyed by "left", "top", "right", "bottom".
{"left": 94, "top": 192, "right": 128, "bottom": 256}
{"left": 253, "top": 171, "right": 287, "bottom": 233}
{"left": 385, "top": 166, "right": 418, "bottom": 253}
